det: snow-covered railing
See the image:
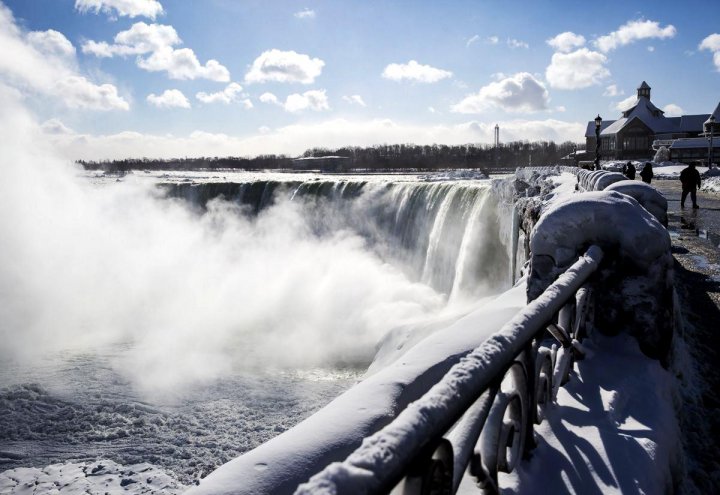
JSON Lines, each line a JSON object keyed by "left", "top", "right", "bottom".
{"left": 295, "top": 246, "right": 603, "bottom": 495}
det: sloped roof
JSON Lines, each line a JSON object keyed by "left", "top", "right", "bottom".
{"left": 670, "top": 137, "right": 720, "bottom": 149}
{"left": 712, "top": 102, "right": 720, "bottom": 120}
{"left": 638, "top": 81, "right": 651, "bottom": 89}
{"left": 584, "top": 119, "right": 615, "bottom": 137}
{"left": 620, "top": 96, "right": 664, "bottom": 119}
{"left": 679, "top": 114, "right": 711, "bottom": 132}
{"left": 601, "top": 96, "right": 673, "bottom": 135}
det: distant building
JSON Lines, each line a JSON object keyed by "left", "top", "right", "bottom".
{"left": 292, "top": 156, "right": 350, "bottom": 172}
{"left": 585, "top": 82, "right": 720, "bottom": 163}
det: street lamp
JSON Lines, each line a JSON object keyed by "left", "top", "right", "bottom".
{"left": 594, "top": 115, "right": 602, "bottom": 171}
{"left": 706, "top": 114, "right": 716, "bottom": 169}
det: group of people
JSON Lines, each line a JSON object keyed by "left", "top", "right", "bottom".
{"left": 621, "top": 160, "right": 702, "bottom": 209}
{"left": 622, "top": 161, "right": 654, "bottom": 183}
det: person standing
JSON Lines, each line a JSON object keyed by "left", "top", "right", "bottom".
{"left": 640, "top": 162, "right": 654, "bottom": 184}
{"left": 680, "top": 162, "right": 701, "bottom": 208}
{"left": 623, "top": 161, "right": 636, "bottom": 180}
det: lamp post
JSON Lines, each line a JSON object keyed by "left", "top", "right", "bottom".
{"left": 594, "top": 115, "right": 602, "bottom": 171}
{"left": 706, "top": 114, "right": 716, "bottom": 169}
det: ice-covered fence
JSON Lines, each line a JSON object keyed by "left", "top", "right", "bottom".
{"left": 295, "top": 247, "right": 603, "bottom": 495}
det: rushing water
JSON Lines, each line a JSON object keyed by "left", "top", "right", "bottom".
{"left": 0, "top": 170, "right": 513, "bottom": 490}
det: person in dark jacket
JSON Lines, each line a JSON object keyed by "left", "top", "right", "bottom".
{"left": 623, "top": 162, "right": 636, "bottom": 180}
{"left": 680, "top": 163, "right": 701, "bottom": 208}
{"left": 640, "top": 162, "right": 654, "bottom": 184}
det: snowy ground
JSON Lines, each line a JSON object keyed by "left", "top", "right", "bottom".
{"left": 497, "top": 334, "right": 680, "bottom": 494}
{"left": 0, "top": 460, "right": 185, "bottom": 495}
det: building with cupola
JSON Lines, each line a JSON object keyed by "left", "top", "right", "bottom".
{"left": 585, "top": 82, "right": 719, "bottom": 163}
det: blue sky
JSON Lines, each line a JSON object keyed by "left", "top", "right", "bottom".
{"left": 1, "top": 0, "right": 719, "bottom": 158}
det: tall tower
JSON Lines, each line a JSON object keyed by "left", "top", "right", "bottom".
{"left": 494, "top": 124, "right": 500, "bottom": 168}
{"left": 637, "top": 81, "right": 651, "bottom": 99}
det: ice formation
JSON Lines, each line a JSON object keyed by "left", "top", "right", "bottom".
{"left": 527, "top": 190, "right": 673, "bottom": 363}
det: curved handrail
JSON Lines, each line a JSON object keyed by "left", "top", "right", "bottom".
{"left": 295, "top": 245, "right": 603, "bottom": 494}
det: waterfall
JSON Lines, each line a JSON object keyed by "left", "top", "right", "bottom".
{"left": 163, "top": 178, "right": 513, "bottom": 302}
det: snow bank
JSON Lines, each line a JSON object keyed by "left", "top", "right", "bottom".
{"left": 702, "top": 176, "right": 720, "bottom": 193}
{"left": 528, "top": 191, "right": 674, "bottom": 363}
{"left": 605, "top": 181, "right": 668, "bottom": 226}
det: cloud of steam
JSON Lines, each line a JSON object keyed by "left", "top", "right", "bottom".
{"left": 0, "top": 85, "right": 446, "bottom": 398}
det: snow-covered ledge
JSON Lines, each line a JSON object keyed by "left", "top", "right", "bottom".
{"left": 527, "top": 190, "right": 674, "bottom": 364}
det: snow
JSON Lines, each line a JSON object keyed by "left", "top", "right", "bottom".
{"left": 604, "top": 181, "right": 668, "bottom": 226}
{"left": 418, "top": 170, "right": 489, "bottom": 182}
{"left": 528, "top": 190, "right": 674, "bottom": 362}
{"left": 498, "top": 334, "right": 681, "bottom": 494}
{"left": 0, "top": 460, "right": 185, "bottom": 495}
{"left": 701, "top": 176, "right": 720, "bottom": 193}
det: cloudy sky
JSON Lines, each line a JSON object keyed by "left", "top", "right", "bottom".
{"left": 2, "top": 0, "right": 720, "bottom": 159}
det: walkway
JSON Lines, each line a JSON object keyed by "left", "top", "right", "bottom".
{"left": 655, "top": 179, "right": 720, "bottom": 492}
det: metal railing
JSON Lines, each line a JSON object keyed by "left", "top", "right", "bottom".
{"left": 295, "top": 245, "right": 603, "bottom": 495}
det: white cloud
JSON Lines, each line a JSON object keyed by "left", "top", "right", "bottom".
{"left": 284, "top": 90, "right": 329, "bottom": 112}
{"left": 647, "top": 46, "right": 655, "bottom": 52}
{"left": 294, "top": 8, "right": 316, "bottom": 19}
{"left": 546, "top": 32, "right": 586, "bottom": 53}
{"left": 382, "top": 60, "right": 452, "bottom": 83}
{"left": 603, "top": 84, "right": 623, "bottom": 97}
{"left": 451, "top": 72, "right": 549, "bottom": 114}
{"left": 662, "top": 103, "right": 683, "bottom": 117}
{"left": 46, "top": 118, "right": 585, "bottom": 160}
{"left": 0, "top": 4, "right": 129, "bottom": 111}
{"left": 700, "top": 33, "right": 720, "bottom": 52}
{"left": 507, "top": 38, "right": 529, "bottom": 49}
{"left": 241, "top": 99, "right": 253, "bottom": 109}
{"left": 139, "top": 47, "right": 230, "bottom": 81}
{"left": 56, "top": 76, "right": 130, "bottom": 110}
{"left": 342, "top": 95, "right": 366, "bottom": 107}
{"left": 545, "top": 48, "right": 610, "bottom": 90}
{"left": 196, "top": 82, "right": 244, "bottom": 104}
{"left": 615, "top": 94, "right": 637, "bottom": 111}
{"left": 699, "top": 33, "right": 720, "bottom": 71}
{"left": 27, "top": 30, "right": 75, "bottom": 58}
{"left": 82, "top": 22, "right": 180, "bottom": 57}
{"left": 245, "top": 49, "right": 325, "bottom": 84}
{"left": 82, "top": 22, "right": 229, "bottom": 81}
{"left": 486, "top": 36, "right": 499, "bottom": 45}
{"left": 595, "top": 19, "right": 676, "bottom": 53}
{"left": 146, "top": 89, "right": 190, "bottom": 109}
{"left": 466, "top": 35, "right": 480, "bottom": 47}
{"left": 74, "top": 0, "right": 164, "bottom": 19}
{"left": 259, "top": 92, "right": 280, "bottom": 105}
{"left": 259, "top": 90, "right": 329, "bottom": 112}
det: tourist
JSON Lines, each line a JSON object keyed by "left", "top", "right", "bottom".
{"left": 640, "top": 162, "right": 654, "bottom": 184}
{"left": 680, "top": 162, "right": 701, "bottom": 208}
{"left": 623, "top": 162, "right": 636, "bottom": 180}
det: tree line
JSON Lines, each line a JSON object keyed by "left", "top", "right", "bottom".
{"left": 77, "top": 140, "right": 580, "bottom": 173}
